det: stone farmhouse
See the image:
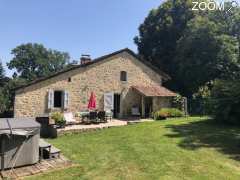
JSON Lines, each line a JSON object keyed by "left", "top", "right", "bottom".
{"left": 14, "top": 48, "right": 177, "bottom": 118}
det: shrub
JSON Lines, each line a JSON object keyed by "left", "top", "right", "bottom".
{"left": 210, "top": 79, "right": 240, "bottom": 124}
{"left": 153, "top": 108, "right": 184, "bottom": 120}
{"left": 191, "top": 83, "right": 212, "bottom": 115}
{"left": 51, "top": 112, "right": 66, "bottom": 127}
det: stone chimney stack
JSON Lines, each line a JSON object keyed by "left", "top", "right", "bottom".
{"left": 80, "top": 54, "right": 91, "bottom": 65}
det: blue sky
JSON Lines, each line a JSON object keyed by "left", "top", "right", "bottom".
{"left": 0, "top": 0, "right": 163, "bottom": 77}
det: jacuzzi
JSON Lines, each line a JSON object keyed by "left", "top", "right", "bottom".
{"left": 0, "top": 118, "right": 40, "bottom": 170}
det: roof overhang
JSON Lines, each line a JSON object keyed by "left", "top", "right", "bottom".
{"left": 132, "top": 85, "right": 177, "bottom": 97}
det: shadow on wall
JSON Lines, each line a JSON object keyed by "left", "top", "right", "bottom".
{"left": 165, "top": 118, "right": 240, "bottom": 161}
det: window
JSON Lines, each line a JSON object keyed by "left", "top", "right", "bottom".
{"left": 120, "top": 71, "right": 127, "bottom": 82}
{"left": 54, "top": 91, "right": 63, "bottom": 108}
{"left": 68, "top": 77, "right": 72, "bottom": 82}
{"left": 48, "top": 90, "right": 69, "bottom": 109}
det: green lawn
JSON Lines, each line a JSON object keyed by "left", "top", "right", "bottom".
{"left": 27, "top": 117, "right": 240, "bottom": 180}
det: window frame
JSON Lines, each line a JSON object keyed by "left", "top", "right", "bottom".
{"left": 120, "top": 71, "right": 127, "bottom": 82}
{"left": 53, "top": 90, "right": 63, "bottom": 108}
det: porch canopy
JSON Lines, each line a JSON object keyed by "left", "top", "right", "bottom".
{"left": 132, "top": 85, "right": 177, "bottom": 97}
{"left": 132, "top": 85, "right": 177, "bottom": 117}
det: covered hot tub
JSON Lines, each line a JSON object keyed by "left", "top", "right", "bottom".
{"left": 0, "top": 118, "right": 40, "bottom": 170}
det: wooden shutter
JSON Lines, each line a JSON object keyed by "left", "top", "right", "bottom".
{"left": 48, "top": 90, "right": 54, "bottom": 109}
{"left": 63, "top": 91, "right": 69, "bottom": 109}
{"left": 104, "top": 92, "right": 114, "bottom": 111}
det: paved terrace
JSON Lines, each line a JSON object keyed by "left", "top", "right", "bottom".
{"left": 0, "top": 155, "right": 72, "bottom": 180}
{"left": 57, "top": 119, "right": 154, "bottom": 134}
{"left": 57, "top": 119, "right": 127, "bottom": 134}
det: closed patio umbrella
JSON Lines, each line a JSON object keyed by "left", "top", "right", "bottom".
{"left": 88, "top": 92, "right": 96, "bottom": 110}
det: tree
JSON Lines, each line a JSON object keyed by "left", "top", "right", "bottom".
{"left": 134, "top": 0, "right": 195, "bottom": 83}
{"left": 174, "top": 16, "right": 239, "bottom": 95}
{"left": 135, "top": 0, "right": 240, "bottom": 98}
{"left": 0, "top": 60, "right": 10, "bottom": 115}
{"left": 0, "top": 60, "right": 5, "bottom": 85}
{"left": 230, "top": 9, "right": 240, "bottom": 61}
{"left": 7, "top": 43, "right": 70, "bottom": 81}
{"left": 0, "top": 77, "right": 26, "bottom": 117}
{"left": 210, "top": 79, "right": 240, "bottom": 124}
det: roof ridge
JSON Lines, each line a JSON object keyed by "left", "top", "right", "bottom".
{"left": 14, "top": 48, "right": 170, "bottom": 91}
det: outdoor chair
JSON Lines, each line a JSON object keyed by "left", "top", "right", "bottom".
{"left": 98, "top": 111, "right": 107, "bottom": 123}
{"left": 105, "top": 110, "right": 113, "bottom": 121}
{"left": 64, "top": 112, "right": 77, "bottom": 125}
{"left": 77, "top": 110, "right": 90, "bottom": 124}
{"left": 89, "top": 111, "right": 99, "bottom": 123}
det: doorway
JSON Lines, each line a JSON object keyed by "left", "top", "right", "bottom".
{"left": 113, "top": 94, "right": 121, "bottom": 118}
{"left": 144, "top": 97, "right": 153, "bottom": 117}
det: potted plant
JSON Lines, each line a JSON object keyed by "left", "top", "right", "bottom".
{"left": 51, "top": 112, "right": 66, "bottom": 128}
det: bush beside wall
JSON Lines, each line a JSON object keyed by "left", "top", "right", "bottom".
{"left": 153, "top": 108, "right": 184, "bottom": 120}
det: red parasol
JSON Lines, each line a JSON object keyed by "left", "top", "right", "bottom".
{"left": 88, "top": 92, "right": 96, "bottom": 110}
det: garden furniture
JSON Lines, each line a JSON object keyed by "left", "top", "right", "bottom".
{"left": 89, "top": 111, "right": 98, "bottom": 123}
{"left": 98, "top": 111, "right": 107, "bottom": 123}
{"left": 64, "top": 112, "right": 77, "bottom": 125}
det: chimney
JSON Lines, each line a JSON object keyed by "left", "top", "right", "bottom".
{"left": 80, "top": 54, "right": 91, "bottom": 65}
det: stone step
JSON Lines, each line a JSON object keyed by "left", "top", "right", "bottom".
{"left": 39, "top": 138, "right": 60, "bottom": 159}
{"left": 49, "top": 146, "right": 61, "bottom": 159}
{"left": 39, "top": 138, "right": 51, "bottom": 148}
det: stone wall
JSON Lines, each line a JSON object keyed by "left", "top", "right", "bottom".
{"left": 152, "top": 97, "right": 173, "bottom": 112}
{"left": 14, "top": 51, "right": 163, "bottom": 118}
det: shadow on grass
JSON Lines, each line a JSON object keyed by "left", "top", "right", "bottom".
{"left": 165, "top": 118, "right": 240, "bottom": 161}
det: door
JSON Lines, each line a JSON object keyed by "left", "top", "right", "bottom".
{"left": 113, "top": 94, "right": 121, "bottom": 118}
{"left": 145, "top": 97, "right": 153, "bottom": 117}
{"left": 104, "top": 92, "right": 114, "bottom": 111}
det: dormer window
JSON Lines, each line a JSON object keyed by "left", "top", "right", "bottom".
{"left": 120, "top": 71, "right": 127, "bottom": 82}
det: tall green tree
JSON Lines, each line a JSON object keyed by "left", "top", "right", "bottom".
{"left": 174, "top": 16, "right": 239, "bottom": 95}
{"left": 0, "top": 60, "right": 5, "bottom": 84}
{"left": 0, "top": 60, "right": 8, "bottom": 115}
{"left": 7, "top": 43, "right": 70, "bottom": 81}
{"left": 135, "top": 0, "right": 240, "bottom": 97}
{"left": 134, "top": 0, "right": 194, "bottom": 80}
{"left": 230, "top": 9, "right": 240, "bottom": 61}
{"left": 210, "top": 79, "right": 240, "bottom": 124}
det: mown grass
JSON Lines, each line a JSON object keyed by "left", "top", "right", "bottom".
{"left": 26, "top": 117, "right": 240, "bottom": 180}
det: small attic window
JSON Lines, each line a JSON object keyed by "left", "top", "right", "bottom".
{"left": 68, "top": 77, "right": 72, "bottom": 82}
{"left": 120, "top": 71, "right": 127, "bottom": 82}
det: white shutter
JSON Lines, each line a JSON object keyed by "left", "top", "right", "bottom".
{"left": 48, "top": 90, "right": 54, "bottom": 109}
{"left": 63, "top": 91, "right": 69, "bottom": 109}
{"left": 104, "top": 92, "right": 114, "bottom": 111}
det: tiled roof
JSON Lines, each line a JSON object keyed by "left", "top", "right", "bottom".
{"left": 132, "top": 85, "right": 177, "bottom": 97}
{"left": 14, "top": 48, "right": 171, "bottom": 91}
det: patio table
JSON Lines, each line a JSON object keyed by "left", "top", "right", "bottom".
{"left": 76, "top": 111, "right": 89, "bottom": 117}
{"left": 76, "top": 111, "right": 90, "bottom": 123}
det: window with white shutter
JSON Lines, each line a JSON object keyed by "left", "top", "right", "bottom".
{"left": 104, "top": 92, "right": 114, "bottom": 111}
{"left": 48, "top": 90, "right": 54, "bottom": 109}
{"left": 63, "top": 91, "right": 69, "bottom": 109}
{"left": 48, "top": 90, "right": 69, "bottom": 109}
